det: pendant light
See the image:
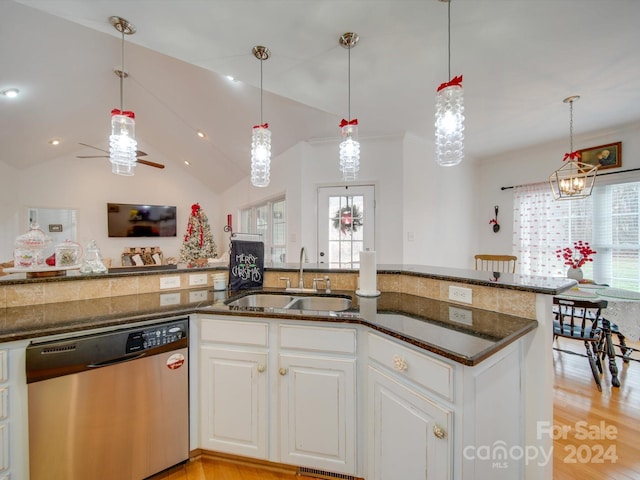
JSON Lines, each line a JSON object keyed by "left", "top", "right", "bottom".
{"left": 251, "top": 46, "right": 271, "bottom": 188}
{"left": 339, "top": 32, "right": 360, "bottom": 182}
{"left": 549, "top": 96, "right": 598, "bottom": 200}
{"left": 109, "top": 16, "right": 138, "bottom": 176}
{"left": 435, "top": 0, "right": 464, "bottom": 167}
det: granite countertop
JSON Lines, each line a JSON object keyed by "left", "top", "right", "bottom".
{"left": 0, "top": 287, "right": 537, "bottom": 366}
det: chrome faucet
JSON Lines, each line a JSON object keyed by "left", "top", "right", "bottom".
{"left": 298, "top": 246, "right": 306, "bottom": 289}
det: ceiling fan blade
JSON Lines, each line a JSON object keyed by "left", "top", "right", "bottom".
{"left": 137, "top": 159, "right": 165, "bottom": 169}
{"left": 78, "top": 142, "right": 109, "bottom": 154}
{"left": 76, "top": 155, "right": 109, "bottom": 158}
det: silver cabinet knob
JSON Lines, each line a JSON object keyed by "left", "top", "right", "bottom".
{"left": 433, "top": 424, "right": 446, "bottom": 439}
{"left": 279, "top": 367, "right": 288, "bottom": 376}
{"left": 257, "top": 364, "right": 266, "bottom": 373}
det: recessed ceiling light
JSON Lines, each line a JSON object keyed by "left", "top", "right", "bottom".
{"left": 184, "top": 160, "right": 191, "bottom": 166}
{"left": 196, "top": 130, "right": 206, "bottom": 139}
{"left": 225, "top": 75, "right": 235, "bottom": 81}
{"left": 1, "top": 88, "right": 20, "bottom": 98}
{"left": 49, "top": 139, "right": 61, "bottom": 146}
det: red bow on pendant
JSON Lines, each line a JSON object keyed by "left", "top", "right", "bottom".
{"left": 111, "top": 108, "right": 135, "bottom": 119}
{"left": 339, "top": 118, "right": 359, "bottom": 128}
{"left": 437, "top": 75, "right": 463, "bottom": 93}
{"left": 563, "top": 151, "right": 582, "bottom": 161}
{"left": 253, "top": 123, "right": 269, "bottom": 129}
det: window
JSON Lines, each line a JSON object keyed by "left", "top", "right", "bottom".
{"left": 240, "top": 197, "right": 286, "bottom": 264}
{"left": 513, "top": 181, "right": 640, "bottom": 291}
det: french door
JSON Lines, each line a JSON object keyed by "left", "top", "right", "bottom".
{"left": 317, "top": 185, "right": 375, "bottom": 267}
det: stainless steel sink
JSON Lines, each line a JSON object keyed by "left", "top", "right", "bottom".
{"left": 226, "top": 294, "right": 294, "bottom": 309}
{"left": 285, "top": 296, "right": 352, "bottom": 312}
{"left": 225, "top": 293, "right": 352, "bottom": 312}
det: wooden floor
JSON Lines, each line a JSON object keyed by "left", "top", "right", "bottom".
{"left": 152, "top": 338, "right": 640, "bottom": 480}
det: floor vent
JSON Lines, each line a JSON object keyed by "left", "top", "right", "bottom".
{"left": 296, "top": 466, "right": 358, "bottom": 480}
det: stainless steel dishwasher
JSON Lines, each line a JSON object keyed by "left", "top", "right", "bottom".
{"left": 26, "top": 317, "right": 189, "bottom": 480}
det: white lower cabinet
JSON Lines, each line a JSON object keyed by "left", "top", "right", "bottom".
{"left": 368, "top": 366, "right": 451, "bottom": 480}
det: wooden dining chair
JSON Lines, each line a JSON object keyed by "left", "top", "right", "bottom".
{"left": 474, "top": 254, "right": 517, "bottom": 274}
{"left": 552, "top": 297, "right": 609, "bottom": 391}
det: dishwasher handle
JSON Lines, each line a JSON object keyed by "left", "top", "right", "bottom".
{"left": 88, "top": 352, "right": 146, "bottom": 368}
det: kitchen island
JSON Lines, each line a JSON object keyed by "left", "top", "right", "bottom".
{"left": 0, "top": 264, "right": 573, "bottom": 479}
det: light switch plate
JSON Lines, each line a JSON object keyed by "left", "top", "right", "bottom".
{"left": 449, "top": 285, "right": 473, "bottom": 304}
{"left": 189, "top": 274, "right": 207, "bottom": 286}
{"left": 160, "top": 276, "right": 181, "bottom": 290}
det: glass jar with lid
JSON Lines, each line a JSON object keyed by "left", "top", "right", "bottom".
{"left": 55, "top": 240, "right": 82, "bottom": 267}
{"left": 14, "top": 223, "right": 52, "bottom": 268}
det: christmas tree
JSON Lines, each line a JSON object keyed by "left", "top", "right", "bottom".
{"left": 179, "top": 203, "right": 217, "bottom": 267}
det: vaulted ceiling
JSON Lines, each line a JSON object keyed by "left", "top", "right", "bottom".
{"left": 3, "top": 0, "right": 640, "bottom": 193}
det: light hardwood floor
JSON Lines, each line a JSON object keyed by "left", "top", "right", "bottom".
{"left": 153, "top": 338, "right": 640, "bottom": 480}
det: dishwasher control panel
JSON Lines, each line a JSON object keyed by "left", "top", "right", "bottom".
{"left": 126, "top": 321, "right": 187, "bottom": 353}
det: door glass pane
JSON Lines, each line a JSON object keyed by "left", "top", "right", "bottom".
{"left": 328, "top": 194, "right": 365, "bottom": 268}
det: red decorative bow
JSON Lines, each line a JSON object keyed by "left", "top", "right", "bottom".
{"left": 563, "top": 151, "right": 582, "bottom": 161}
{"left": 185, "top": 203, "right": 205, "bottom": 246}
{"left": 339, "top": 118, "right": 359, "bottom": 128}
{"left": 253, "top": 123, "right": 269, "bottom": 129}
{"left": 437, "top": 75, "right": 463, "bottom": 93}
{"left": 111, "top": 108, "right": 135, "bottom": 119}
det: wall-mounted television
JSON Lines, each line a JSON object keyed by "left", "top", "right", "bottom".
{"left": 107, "top": 203, "right": 177, "bottom": 238}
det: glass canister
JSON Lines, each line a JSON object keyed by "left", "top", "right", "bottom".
{"left": 79, "top": 239, "right": 108, "bottom": 274}
{"left": 14, "top": 223, "right": 53, "bottom": 268}
{"left": 55, "top": 240, "right": 82, "bottom": 267}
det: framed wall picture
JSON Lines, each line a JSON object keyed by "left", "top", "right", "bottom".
{"left": 579, "top": 141, "right": 621, "bottom": 171}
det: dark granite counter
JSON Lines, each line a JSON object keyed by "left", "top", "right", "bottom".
{"left": 0, "top": 263, "right": 576, "bottom": 295}
{"left": 0, "top": 287, "right": 537, "bottom": 366}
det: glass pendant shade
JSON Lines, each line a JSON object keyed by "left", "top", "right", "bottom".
{"left": 109, "top": 109, "right": 137, "bottom": 176}
{"left": 251, "top": 124, "right": 271, "bottom": 187}
{"left": 435, "top": 79, "right": 465, "bottom": 166}
{"left": 339, "top": 122, "right": 360, "bottom": 181}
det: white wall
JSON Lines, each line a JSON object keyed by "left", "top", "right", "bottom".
{"left": 1, "top": 149, "right": 220, "bottom": 263}
{"left": 476, "top": 122, "right": 640, "bottom": 263}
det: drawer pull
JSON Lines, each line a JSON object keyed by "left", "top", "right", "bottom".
{"left": 257, "top": 364, "right": 266, "bottom": 373}
{"left": 433, "top": 424, "right": 446, "bottom": 439}
{"left": 279, "top": 367, "right": 288, "bottom": 376}
{"left": 392, "top": 355, "right": 408, "bottom": 372}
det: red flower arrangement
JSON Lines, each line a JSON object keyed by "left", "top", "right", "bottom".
{"left": 555, "top": 241, "right": 597, "bottom": 269}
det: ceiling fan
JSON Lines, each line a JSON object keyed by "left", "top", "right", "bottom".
{"left": 76, "top": 142, "right": 165, "bottom": 169}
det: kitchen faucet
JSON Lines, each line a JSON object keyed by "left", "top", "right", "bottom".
{"left": 298, "top": 246, "right": 306, "bottom": 289}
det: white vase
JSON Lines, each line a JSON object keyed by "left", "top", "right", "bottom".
{"left": 567, "top": 267, "right": 583, "bottom": 281}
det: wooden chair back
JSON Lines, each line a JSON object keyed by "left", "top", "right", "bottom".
{"left": 552, "top": 297, "right": 608, "bottom": 340}
{"left": 474, "top": 254, "right": 517, "bottom": 273}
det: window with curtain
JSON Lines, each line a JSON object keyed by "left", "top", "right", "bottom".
{"left": 240, "top": 197, "right": 286, "bottom": 264}
{"left": 513, "top": 180, "right": 640, "bottom": 291}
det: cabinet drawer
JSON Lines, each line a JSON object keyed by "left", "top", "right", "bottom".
{"left": 201, "top": 318, "right": 269, "bottom": 346}
{"left": 368, "top": 333, "right": 454, "bottom": 401}
{"left": 0, "top": 350, "right": 6, "bottom": 384}
{"left": 279, "top": 324, "right": 356, "bottom": 354}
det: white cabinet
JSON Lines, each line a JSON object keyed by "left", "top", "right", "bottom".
{"left": 278, "top": 324, "right": 356, "bottom": 474}
{"left": 199, "top": 318, "right": 270, "bottom": 459}
{"left": 367, "top": 333, "right": 452, "bottom": 479}
{"left": 198, "top": 316, "right": 358, "bottom": 476}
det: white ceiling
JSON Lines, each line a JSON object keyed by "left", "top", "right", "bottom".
{"left": 3, "top": 0, "right": 640, "bottom": 193}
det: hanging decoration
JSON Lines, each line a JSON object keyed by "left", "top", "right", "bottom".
{"left": 339, "top": 32, "right": 360, "bottom": 181}
{"left": 108, "top": 16, "right": 138, "bottom": 176}
{"left": 489, "top": 205, "right": 500, "bottom": 232}
{"left": 549, "top": 96, "right": 598, "bottom": 200}
{"left": 332, "top": 204, "right": 363, "bottom": 235}
{"left": 179, "top": 203, "right": 217, "bottom": 267}
{"left": 435, "top": 0, "right": 465, "bottom": 167}
{"left": 251, "top": 46, "right": 271, "bottom": 187}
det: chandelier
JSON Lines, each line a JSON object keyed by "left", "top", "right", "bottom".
{"left": 339, "top": 32, "right": 360, "bottom": 182}
{"left": 251, "top": 46, "right": 271, "bottom": 187}
{"left": 435, "top": 0, "right": 464, "bottom": 167}
{"left": 549, "top": 96, "right": 598, "bottom": 200}
{"left": 109, "top": 16, "right": 138, "bottom": 176}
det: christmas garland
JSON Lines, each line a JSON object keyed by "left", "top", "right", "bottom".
{"left": 332, "top": 205, "right": 363, "bottom": 235}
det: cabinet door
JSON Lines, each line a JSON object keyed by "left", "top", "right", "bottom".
{"left": 279, "top": 353, "right": 356, "bottom": 474}
{"left": 368, "top": 366, "right": 452, "bottom": 480}
{"left": 200, "top": 346, "right": 268, "bottom": 459}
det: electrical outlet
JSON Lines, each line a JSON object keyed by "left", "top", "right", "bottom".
{"left": 189, "top": 290, "right": 207, "bottom": 302}
{"left": 449, "top": 285, "right": 472, "bottom": 304}
{"left": 160, "top": 293, "right": 180, "bottom": 306}
{"left": 160, "top": 276, "right": 181, "bottom": 290}
{"left": 189, "top": 273, "right": 207, "bottom": 286}
{"left": 449, "top": 306, "right": 473, "bottom": 325}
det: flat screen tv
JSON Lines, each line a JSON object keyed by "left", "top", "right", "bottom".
{"left": 107, "top": 203, "right": 177, "bottom": 237}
